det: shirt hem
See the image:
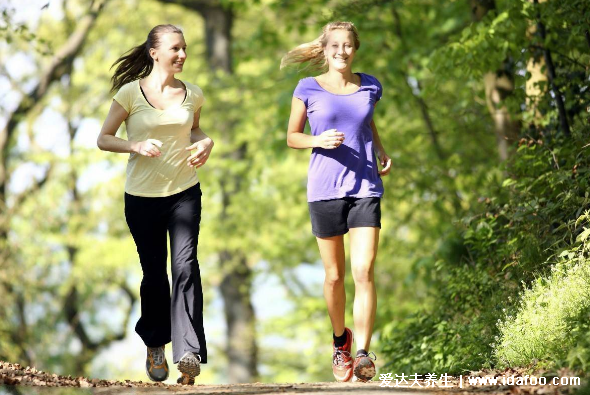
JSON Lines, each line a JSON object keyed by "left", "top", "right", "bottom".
{"left": 125, "top": 179, "right": 200, "bottom": 198}
{"left": 307, "top": 192, "right": 383, "bottom": 203}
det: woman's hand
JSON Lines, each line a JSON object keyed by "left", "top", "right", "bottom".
{"left": 315, "top": 129, "right": 345, "bottom": 149}
{"left": 185, "top": 138, "right": 214, "bottom": 168}
{"left": 135, "top": 139, "right": 163, "bottom": 157}
{"left": 376, "top": 149, "right": 392, "bottom": 176}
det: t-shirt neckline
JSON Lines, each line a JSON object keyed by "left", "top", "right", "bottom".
{"left": 137, "top": 79, "right": 188, "bottom": 111}
{"left": 312, "top": 73, "right": 363, "bottom": 96}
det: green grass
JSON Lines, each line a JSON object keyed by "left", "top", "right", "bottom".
{"left": 494, "top": 244, "right": 590, "bottom": 368}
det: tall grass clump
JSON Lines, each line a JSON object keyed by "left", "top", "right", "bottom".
{"left": 495, "top": 214, "right": 590, "bottom": 368}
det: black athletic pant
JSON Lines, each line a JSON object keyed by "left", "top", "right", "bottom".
{"left": 124, "top": 183, "right": 207, "bottom": 364}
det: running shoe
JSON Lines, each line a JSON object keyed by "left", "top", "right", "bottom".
{"left": 146, "top": 346, "right": 169, "bottom": 382}
{"left": 177, "top": 352, "right": 201, "bottom": 385}
{"left": 352, "top": 351, "right": 377, "bottom": 382}
{"left": 332, "top": 327, "right": 354, "bottom": 382}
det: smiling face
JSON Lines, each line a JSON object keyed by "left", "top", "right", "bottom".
{"left": 150, "top": 32, "right": 187, "bottom": 74}
{"left": 323, "top": 29, "right": 356, "bottom": 72}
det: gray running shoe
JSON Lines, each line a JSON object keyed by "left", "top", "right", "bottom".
{"left": 146, "top": 346, "right": 169, "bottom": 382}
{"left": 177, "top": 352, "right": 201, "bottom": 385}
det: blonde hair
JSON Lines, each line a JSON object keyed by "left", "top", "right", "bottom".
{"left": 280, "top": 21, "right": 360, "bottom": 70}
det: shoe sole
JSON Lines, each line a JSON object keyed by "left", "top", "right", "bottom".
{"left": 178, "top": 354, "right": 201, "bottom": 384}
{"left": 353, "top": 358, "right": 376, "bottom": 382}
{"left": 334, "top": 368, "right": 353, "bottom": 382}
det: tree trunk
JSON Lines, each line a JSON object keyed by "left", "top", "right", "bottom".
{"left": 201, "top": 5, "right": 233, "bottom": 72}
{"left": 219, "top": 252, "right": 257, "bottom": 383}
{"left": 390, "top": 7, "right": 445, "bottom": 161}
{"left": 525, "top": 43, "right": 548, "bottom": 124}
{"left": 531, "top": 0, "right": 570, "bottom": 136}
{"left": 525, "top": 0, "right": 570, "bottom": 137}
{"left": 157, "top": 0, "right": 258, "bottom": 382}
{"left": 471, "top": 0, "right": 520, "bottom": 160}
{"left": 390, "top": 5, "right": 465, "bottom": 215}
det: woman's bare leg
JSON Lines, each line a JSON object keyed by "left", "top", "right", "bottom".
{"left": 349, "top": 227, "right": 379, "bottom": 352}
{"left": 316, "top": 235, "right": 346, "bottom": 337}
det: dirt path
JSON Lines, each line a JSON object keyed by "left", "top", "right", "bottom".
{"left": 0, "top": 361, "right": 580, "bottom": 395}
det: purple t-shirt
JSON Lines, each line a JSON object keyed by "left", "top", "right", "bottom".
{"left": 294, "top": 73, "right": 384, "bottom": 202}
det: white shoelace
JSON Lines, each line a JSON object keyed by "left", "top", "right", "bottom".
{"left": 333, "top": 350, "right": 351, "bottom": 366}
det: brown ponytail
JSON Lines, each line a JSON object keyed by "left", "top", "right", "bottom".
{"left": 280, "top": 21, "right": 360, "bottom": 70}
{"left": 110, "top": 24, "right": 183, "bottom": 92}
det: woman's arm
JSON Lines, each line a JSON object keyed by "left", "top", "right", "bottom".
{"left": 287, "top": 97, "right": 344, "bottom": 149}
{"left": 97, "top": 100, "right": 162, "bottom": 157}
{"left": 185, "top": 107, "right": 214, "bottom": 168}
{"left": 370, "top": 119, "right": 392, "bottom": 176}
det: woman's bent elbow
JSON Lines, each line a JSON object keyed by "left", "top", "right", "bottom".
{"left": 286, "top": 135, "right": 297, "bottom": 149}
{"left": 97, "top": 136, "right": 107, "bottom": 151}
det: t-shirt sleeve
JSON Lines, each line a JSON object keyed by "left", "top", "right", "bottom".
{"left": 293, "top": 79, "right": 308, "bottom": 107}
{"left": 113, "top": 83, "right": 133, "bottom": 113}
{"left": 373, "top": 76, "right": 383, "bottom": 102}
{"left": 191, "top": 84, "right": 205, "bottom": 112}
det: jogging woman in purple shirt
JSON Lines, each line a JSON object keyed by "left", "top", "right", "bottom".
{"left": 282, "top": 21, "right": 391, "bottom": 383}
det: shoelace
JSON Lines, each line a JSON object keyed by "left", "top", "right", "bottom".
{"left": 357, "top": 351, "right": 377, "bottom": 361}
{"left": 149, "top": 347, "right": 165, "bottom": 366}
{"left": 332, "top": 349, "right": 352, "bottom": 366}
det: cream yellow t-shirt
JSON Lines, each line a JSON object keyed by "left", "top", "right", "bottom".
{"left": 113, "top": 79, "right": 205, "bottom": 197}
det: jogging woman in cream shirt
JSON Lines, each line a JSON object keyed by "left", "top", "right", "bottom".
{"left": 97, "top": 24, "right": 212, "bottom": 386}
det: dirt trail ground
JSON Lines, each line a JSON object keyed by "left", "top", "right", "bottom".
{"left": 0, "top": 361, "right": 581, "bottom": 395}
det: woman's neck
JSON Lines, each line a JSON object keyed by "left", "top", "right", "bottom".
{"left": 144, "top": 68, "right": 178, "bottom": 91}
{"left": 323, "top": 69, "right": 356, "bottom": 88}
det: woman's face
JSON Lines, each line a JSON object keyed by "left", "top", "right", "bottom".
{"left": 150, "top": 32, "right": 187, "bottom": 73}
{"left": 323, "top": 29, "right": 356, "bottom": 72}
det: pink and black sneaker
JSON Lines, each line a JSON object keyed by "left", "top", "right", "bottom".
{"left": 332, "top": 328, "right": 354, "bottom": 382}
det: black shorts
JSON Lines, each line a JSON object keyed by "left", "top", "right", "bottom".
{"left": 308, "top": 197, "right": 381, "bottom": 238}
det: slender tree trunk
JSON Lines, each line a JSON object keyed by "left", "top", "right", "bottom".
{"left": 157, "top": 0, "right": 258, "bottom": 382}
{"left": 526, "top": 44, "right": 548, "bottom": 124}
{"left": 390, "top": 5, "right": 467, "bottom": 215}
{"left": 525, "top": 0, "right": 570, "bottom": 136}
{"left": 201, "top": 5, "right": 233, "bottom": 72}
{"left": 471, "top": 0, "right": 520, "bottom": 160}
{"left": 532, "top": 0, "right": 570, "bottom": 136}
{"left": 390, "top": 7, "right": 445, "bottom": 161}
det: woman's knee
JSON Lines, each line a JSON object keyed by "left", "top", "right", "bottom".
{"left": 324, "top": 270, "right": 345, "bottom": 287}
{"left": 351, "top": 262, "right": 374, "bottom": 284}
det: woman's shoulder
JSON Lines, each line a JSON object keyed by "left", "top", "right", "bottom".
{"left": 299, "top": 76, "right": 316, "bottom": 82}
{"left": 296, "top": 76, "right": 319, "bottom": 87}
{"left": 182, "top": 80, "right": 204, "bottom": 96}
{"left": 294, "top": 76, "right": 319, "bottom": 94}
{"left": 182, "top": 80, "right": 205, "bottom": 109}
{"left": 116, "top": 79, "right": 139, "bottom": 94}
{"left": 182, "top": 80, "right": 202, "bottom": 91}
{"left": 359, "top": 73, "right": 382, "bottom": 87}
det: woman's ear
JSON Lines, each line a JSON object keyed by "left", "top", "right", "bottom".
{"left": 149, "top": 48, "right": 158, "bottom": 62}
